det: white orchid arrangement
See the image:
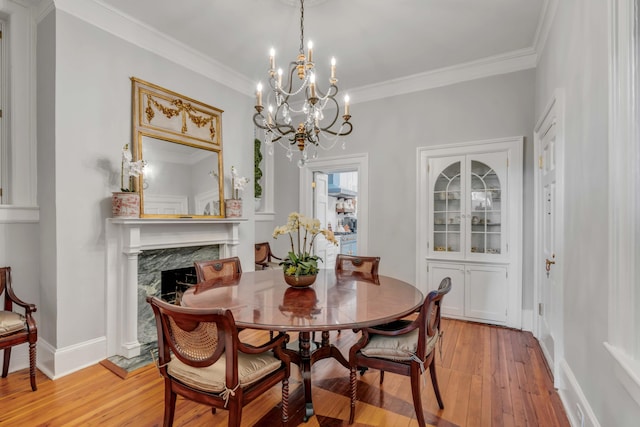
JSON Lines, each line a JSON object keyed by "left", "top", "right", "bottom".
{"left": 273, "top": 212, "right": 338, "bottom": 277}
{"left": 230, "top": 166, "right": 250, "bottom": 200}
{"left": 120, "top": 144, "right": 146, "bottom": 192}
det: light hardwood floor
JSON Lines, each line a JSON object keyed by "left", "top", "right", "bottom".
{"left": 0, "top": 319, "right": 569, "bottom": 426}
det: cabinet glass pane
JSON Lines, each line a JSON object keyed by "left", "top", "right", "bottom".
{"left": 470, "top": 160, "right": 501, "bottom": 254}
{"left": 433, "top": 162, "right": 461, "bottom": 253}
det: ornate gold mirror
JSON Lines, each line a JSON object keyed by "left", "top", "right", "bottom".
{"left": 131, "top": 77, "right": 225, "bottom": 218}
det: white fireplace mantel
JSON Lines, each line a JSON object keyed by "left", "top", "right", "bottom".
{"left": 105, "top": 218, "right": 246, "bottom": 358}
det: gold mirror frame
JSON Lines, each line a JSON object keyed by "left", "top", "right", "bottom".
{"left": 131, "top": 77, "right": 225, "bottom": 218}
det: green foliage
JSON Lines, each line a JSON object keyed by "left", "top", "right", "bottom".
{"left": 254, "top": 138, "right": 263, "bottom": 198}
{"left": 273, "top": 212, "right": 337, "bottom": 277}
{"left": 281, "top": 251, "right": 322, "bottom": 276}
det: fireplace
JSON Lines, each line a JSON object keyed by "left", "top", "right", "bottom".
{"left": 106, "top": 218, "right": 244, "bottom": 358}
{"left": 160, "top": 266, "right": 197, "bottom": 303}
{"left": 136, "top": 244, "right": 220, "bottom": 345}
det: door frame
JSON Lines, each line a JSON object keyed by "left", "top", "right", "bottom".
{"left": 299, "top": 153, "right": 369, "bottom": 255}
{"left": 533, "top": 90, "right": 565, "bottom": 385}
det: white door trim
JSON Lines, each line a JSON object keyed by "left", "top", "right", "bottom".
{"left": 533, "top": 89, "right": 565, "bottom": 386}
{"left": 299, "top": 153, "right": 369, "bottom": 255}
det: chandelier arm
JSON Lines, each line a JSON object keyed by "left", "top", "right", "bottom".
{"left": 276, "top": 68, "right": 309, "bottom": 98}
{"left": 316, "top": 96, "right": 341, "bottom": 130}
{"left": 319, "top": 121, "right": 353, "bottom": 138}
{"left": 313, "top": 83, "right": 338, "bottom": 101}
{"left": 253, "top": 112, "right": 297, "bottom": 141}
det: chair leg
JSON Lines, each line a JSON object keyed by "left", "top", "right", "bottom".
{"left": 349, "top": 367, "right": 357, "bottom": 424}
{"left": 281, "top": 378, "right": 289, "bottom": 426}
{"left": 164, "top": 382, "right": 177, "bottom": 427}
{"left": 379, "top": 370, "right": 384, "bottom": 384}
{"left": 429, "top": 358, "right": 444, "bottom": 409}
{"left": 29, "top": 342, "right": 37, "bottom": 391}
{"left": 2, "top": 347, "right": 11, "bottom": 378}
{"left": 228, "top": 400, "right": 242, "bottom": 427}
{"left": 410, "top": 364, "right": 426, "bottom": 427}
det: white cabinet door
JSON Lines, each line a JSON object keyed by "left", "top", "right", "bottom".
{"left": 465, "top": 264, "right": 508, "bottom": 323}
{"left": 428, "top": 262, "right": 465, "bottom": 317}
{"left": 429, "top": 155, "right": 466, "bottom": 258}
{"left": 466, "top": 151, "right": 509, "bottom": 259}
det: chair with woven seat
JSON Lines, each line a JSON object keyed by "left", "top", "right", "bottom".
{"left": 147, "top": 296, "right": 291, "bottom": 427}
{"left": 0, "top": 266, "right": 38, "bottom": 391}
{"left": 348, "top": 277, "right": 452, "bottom": 426}
{"left": 255, "top": 242, "right": 283, "bottom": 270}
{"left": 194, "top": 257, "right": 242, "bottom": 283}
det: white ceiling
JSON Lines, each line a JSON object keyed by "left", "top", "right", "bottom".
{"left": 95, "top": 0, "right": 546, "bottom": 95}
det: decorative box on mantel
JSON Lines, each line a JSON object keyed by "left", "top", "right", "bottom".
{"left": 105, "top": 217, "right": 246, "bottom": 359}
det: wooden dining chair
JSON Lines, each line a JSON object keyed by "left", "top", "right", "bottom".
{"left": 0, "top": 266, "right": 38, "bottom": 391}
{"left": 147, "top": 296, "right": 291, "bottom": 427}
{"left": 335, "top": 254, "right": 380, "bottom": 276}
{"left": 325, "top": 255, "right": 381, "bottom": 340}
{"left": 194, "top": 257, "right": 242, "bottom": 283}
{"left": 347, "top": 277, "right": 452, "bottom": 426}
{"left": 255, "top": 242, "right": 283, "bottom": 270}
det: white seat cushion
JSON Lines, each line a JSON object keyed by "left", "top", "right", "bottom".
{"left": 0, "top": 311, "right": 26, "bottom": 337}
{"left": 360, "top": 329, "right": 439, "bottom": 361}
{"left": 167, "top": 351, "right": 282, "bottom": 393}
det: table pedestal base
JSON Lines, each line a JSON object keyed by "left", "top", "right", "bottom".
{"left": 285, "top": 330, "right": 349, "bottom": 422}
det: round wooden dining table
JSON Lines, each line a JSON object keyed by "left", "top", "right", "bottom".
{"left": 181, "top": 268, "right": 423, "bottom": 421}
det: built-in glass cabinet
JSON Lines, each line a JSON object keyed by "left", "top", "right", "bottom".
{"left": 430, "top": 152, "right": 507, "bottom": 258}
{"left": 419, "top": 138, "right": 522, "bottom": 328}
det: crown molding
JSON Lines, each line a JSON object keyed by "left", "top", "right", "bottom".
{"left": 532, "top": 0, "right": 559, "bottom": 62}
{"left": 349, "top": 47, "right": 537, "bottom": 105}
{"left": 52, "top": 0, "right": 255, "bottom": 96}
{"left": 33, "top": 0, "right": 54, "bottom": 23}
{"left": 49, "top": 0, "right": 538, "bottom": 103}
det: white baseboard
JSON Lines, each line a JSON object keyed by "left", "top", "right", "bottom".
{"left": 558, "top": 358, "right": 601, "bottom": 427}
{"left": 6, "top": 336, "right": 108, "bottom": 380}
{"left": 521, "top": 308, "right": 534, "bottom": 331}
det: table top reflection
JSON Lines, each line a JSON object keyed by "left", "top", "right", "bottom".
{"left": 180, "top": 269, "right": 424, "bottom": 332}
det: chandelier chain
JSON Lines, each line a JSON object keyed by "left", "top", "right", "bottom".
{"left": 299, "top": 0, "right": 305, "bottom": 54}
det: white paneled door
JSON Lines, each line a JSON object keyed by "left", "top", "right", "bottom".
{"left": 534, "top": 94, "right": 564, "bottom": 384}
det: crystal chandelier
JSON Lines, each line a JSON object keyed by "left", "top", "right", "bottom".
{"left": 252, "top": 0, "right": 353, "bottom": 168}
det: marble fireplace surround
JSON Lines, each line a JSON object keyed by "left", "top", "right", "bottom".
{"left": 105, "top": 218, "right": 246, "bottom": 358}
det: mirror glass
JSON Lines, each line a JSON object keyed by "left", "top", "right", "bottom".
{"left": 141, "top": 136, "right": 221, "bottom": 216}
{"left": 131, "top": 77, "right": 225, "bottom": 218}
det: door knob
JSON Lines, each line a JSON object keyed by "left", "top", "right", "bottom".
{"left": 545, "top": 254, "right": 556, "bottom": 272}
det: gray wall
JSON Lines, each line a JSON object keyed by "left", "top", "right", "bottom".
{"left": 266, "top": 69, "right": 536, "bottom": 304}
{"left": 535, "top": 0, "right": 640, "bottom": 425}
{"left": 31, "top": 9, "right": 254, "bottom": 374}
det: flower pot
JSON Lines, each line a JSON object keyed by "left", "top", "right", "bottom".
{"left": 225, "top": 199, "right": 242, "bottom": 218}
{"left": 112, "top": 192, "right": 140, "bottom": 218}
{"left": 254, "top": 197, "right": 262, "bottom": 211}
{"left": 283, "top": 272, "right": 317, "bottom": 288}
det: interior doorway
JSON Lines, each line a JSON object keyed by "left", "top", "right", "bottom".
{"left": 533, "top": 91, "right": 565, "bottom": 386}
{"left": 300, "top": 154, "right": 369, "bottom": 258}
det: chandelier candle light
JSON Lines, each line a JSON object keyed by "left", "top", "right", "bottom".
{"left": 253, "top": 0, "right": 353, "bottom": 168}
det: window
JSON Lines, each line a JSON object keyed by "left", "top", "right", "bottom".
{"left": 0, "top": 2, "right": 38, "bottom": 222}
{"left": 606, "top": 0, "right": 640, "bottom": 406}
